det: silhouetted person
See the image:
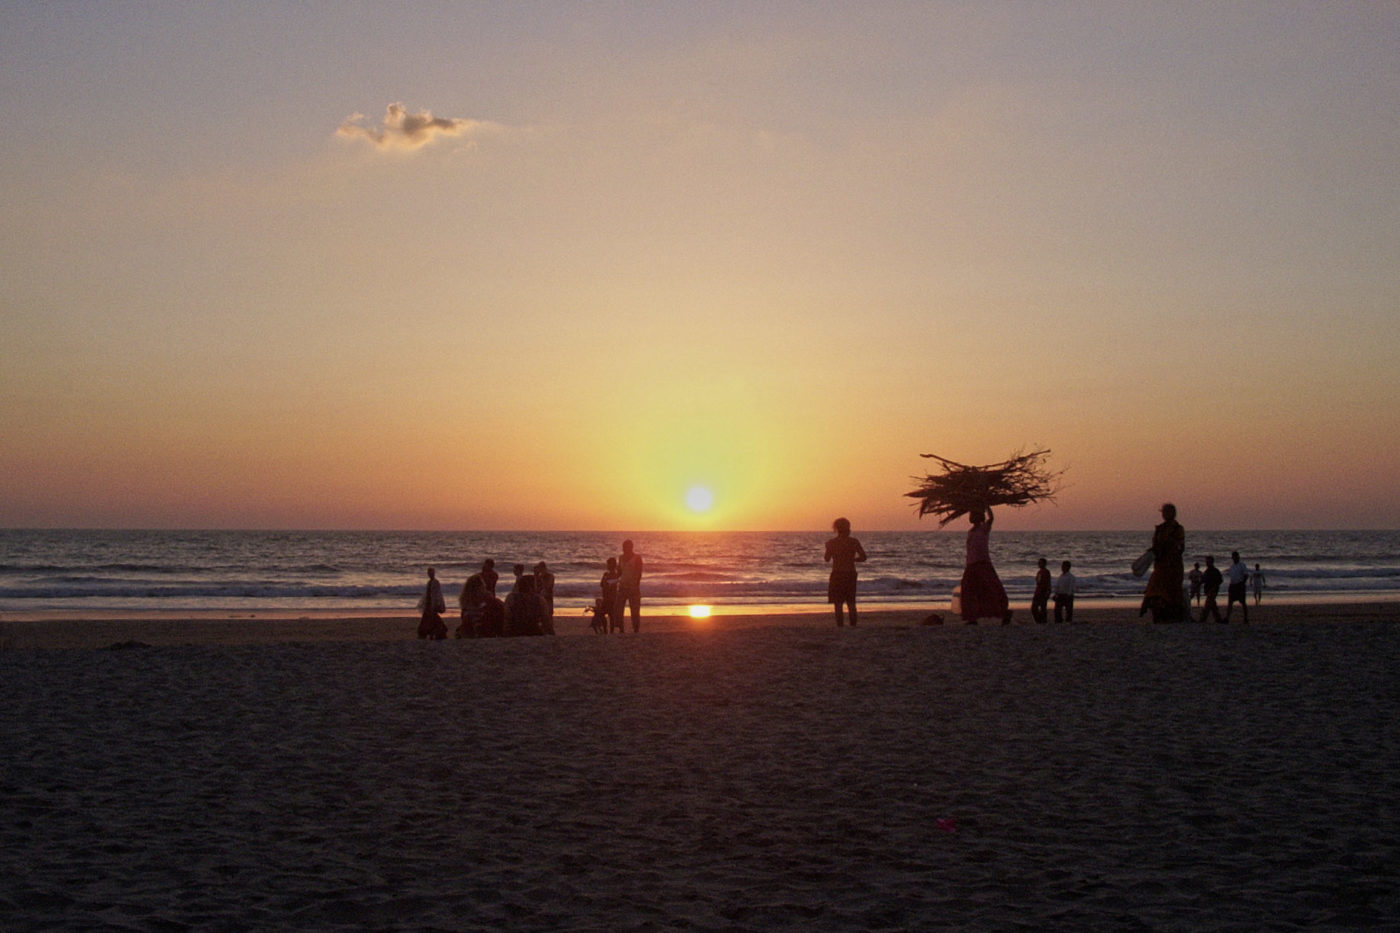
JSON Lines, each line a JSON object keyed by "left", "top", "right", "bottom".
{"left": 478, "top": 593, "right": 505, "bottom": 637}
{"left": 480, "top": 559, "right": 499, "bottom": 596}
{"left": 457, "top": 572, "right": 487, "bottom": 638}
{"left": 504, "top": 573, "right": 549, "bottom": 636}
{"left": 1054, "top": 560, "right": 1076, "bottom": 623}
{"left": 1140, "top": 502, "right": 1186, "bottom": 623}
{"left": 534, "top": 561, "right": 555, "bottom": 612}
{"left": 1223, "top": 551, "right": 1249, "bottom": 622}
{"left": 1251, "top": 563, "right": 1265, "bottom": 606}
{"left": 1031, "top": 557, "right": 1051, "bottom": 624}
{"left": 617, "top": 540, "right": 644, "bottom": 632}
{"left": 960, "top": 507, "right": 1011, "bottom": 624}
{"left": 1198, "top": 555, "right": 1224, "bottom": 623}
{"left": 824, "top": 517, "right": 868, "bottom": 627}
{"left": 1189, "top": 562, "right": 1204, "bottom": 605}
{"left": 417, "top": 566, "right": 447, "bottom": 640}
{"left": 600, "top": 557, "right": 622, "bottom": 633}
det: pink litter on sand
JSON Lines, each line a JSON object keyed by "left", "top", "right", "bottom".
{"left": 936, "top": 818, "right": 958, "bottom": 834}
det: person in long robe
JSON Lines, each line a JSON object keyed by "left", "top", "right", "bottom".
{"left": 417, "top": 566, "right": 447, "bottom": 639}
{"left": 960, "top": 507, "right": 1011, "bottom": 624}
{"left": 1141, "top": 502, "right": 1187, "bottom": 623}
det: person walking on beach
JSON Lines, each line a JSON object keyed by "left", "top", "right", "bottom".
{"left": 1198, "top": 555, "right": 1224, "bottom": 623}
{"left": 480, "top": 558, "right": 499, "bottom": 596}
{"left": 1251, "top": 563, "right": 1265, "bottom": 606}
{"left": 1053, "top": 560, "right": 1076, "bottom": 623}
{"left": 617, "top": 539, "right": 644, "bottom": 632}
{"left": 417, "top": 566, "right": 447, "bottom": 640}
{"left": 1140, "top": 502, "right": 1187, "bottom": 623}
{"left": 1222, "top": 551, "right": 1250, "bottom": 623}
{"left": 1031, "top": 557, "right": 1052, "bottom": 624}
{"left": 1189, "top": 562, "right": 1204, "bottom": 605}
{"left": 824, "top": 517, "right": 868, "bottom": 627}
{"left": 960, "top": 507, "right": 1012, "bottom": 624}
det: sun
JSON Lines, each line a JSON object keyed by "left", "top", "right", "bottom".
{"left": 685, "top": 485, "right": 715, "bottom": 513}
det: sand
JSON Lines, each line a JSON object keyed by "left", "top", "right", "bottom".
{"left": 3, "top": 604, "right": 1398, "bottom": 930}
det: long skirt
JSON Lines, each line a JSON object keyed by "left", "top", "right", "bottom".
{"left": 1141, "top": 555, "right": 1187, "bottom": 621}
{"left": 960, "top": 560, "right": 1009, "bottom": 622}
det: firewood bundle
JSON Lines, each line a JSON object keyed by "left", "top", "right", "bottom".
{"left": 906, "top": 449, "right": 1061, "bottom": 526}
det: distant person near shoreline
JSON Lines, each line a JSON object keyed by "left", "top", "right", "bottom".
{"left": 617, "top": 540, "right": 644, "bottom": 632}
{"left": 960, "top": 506, "right": 1011, "bottom": 624}
{"left": 1199, "top": 555, "right": 1224, "bottom": 623}
{"left": 1223, "top": 551, "right": 1249, "bottom": 623}
{"left": 1140, "top": 503, "right": 1186, "bottom": 624}
{"left": 1054, "top": 560, "right": 1076, "bottom": 623}
{"left": 1031, "top": 557, "right": 1051, "bottom": 624}
{"left": 1252, "top": 563, "right": 1265, "bottom": 606}
{"left": 824, "top": 517, "right": 868, "bottom": 627}
{"left": 417, "top": 566, "right": 447, "bottom": 640}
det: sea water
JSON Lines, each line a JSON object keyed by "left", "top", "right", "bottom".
{"left": 1, "top": 529, "right": 1397, "bottom": 616}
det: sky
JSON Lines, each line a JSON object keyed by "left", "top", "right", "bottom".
{"left": 1, "top": 2, "right": 1397, "bottom": 532}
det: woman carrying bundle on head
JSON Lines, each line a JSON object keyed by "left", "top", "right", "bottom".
{"left": 960, "top": 506, "right": 1012, "bottom": 624}
{"left": 906, "top": 448, "right": 1062, "bottom": 625}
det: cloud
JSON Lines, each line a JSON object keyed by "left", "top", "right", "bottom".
{"left": 337, "top": 103, "right": 487, "bottom": 151}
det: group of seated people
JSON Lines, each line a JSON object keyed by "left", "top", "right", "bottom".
{"left": 455, "top": 560, "right": 555, "bottom": 638}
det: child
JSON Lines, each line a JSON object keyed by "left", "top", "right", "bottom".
{"left": 1053, "top": 560, "right": 1076, "bottom": 624}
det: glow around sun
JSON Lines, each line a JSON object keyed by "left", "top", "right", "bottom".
{"left": 685, "top": 485, "right": 715, "bottom": 513}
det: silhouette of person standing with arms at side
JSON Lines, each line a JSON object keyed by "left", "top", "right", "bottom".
{"left": 1251, "top": 563, "right": 1265, "bottom": 606}
{"left": 617, "top": 539, "right": 644, "bottom": 633}
{"left": 1053, "top": 560, "right": 1076, "bottom": 623}
{"left": 824, "top": 517, "right": 868, "bottom": 627}
{"left": 1140, "top": 502, "right": 1186, "bottom": 623}
{"left": 1189, "top": 562, "right": 1204, "bottom": 606}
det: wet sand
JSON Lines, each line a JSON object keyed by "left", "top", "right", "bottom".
{"left": 3, "top": 604, "right": 1398, "bottom": 929}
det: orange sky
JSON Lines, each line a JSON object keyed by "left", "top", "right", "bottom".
{"left": 2, "top": 4, "right": 1397, "bottom": 531}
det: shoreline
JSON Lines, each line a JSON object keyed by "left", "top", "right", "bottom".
{"left": 3, "top": 599, "right": 1398, "bottom": 650}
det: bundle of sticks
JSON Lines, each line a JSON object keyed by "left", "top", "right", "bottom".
{"left": 906, "top": 448, "right": 1061, "bottom": 526}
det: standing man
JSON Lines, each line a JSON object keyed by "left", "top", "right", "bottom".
{"left": 617, "top": 539, "right": 644, "bottom": 633}
{"left": 1053, "top": 560, "right": 1076, "bottom": 624}
{"left": 1199, "top": 555, "right": 1224, "bottom": 623}
{"left": 824, "top": 517, "right": 868, "bottom": 627}
{"left": 1223, "top": 551, "right": 1250, "bottom": 623}
{"left": 1031, "top": 557, "right": 1052, "bottom": 624}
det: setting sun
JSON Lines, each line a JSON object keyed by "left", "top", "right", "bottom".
{"left": 688, "top": 605, "right": 712, "bottom": 619}
{"left": 686, "top": 486, "right": 715, "bottom": 513}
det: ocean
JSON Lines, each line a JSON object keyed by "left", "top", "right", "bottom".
{"left": 2, "top": 528, "right": 1398, "bottom": 618}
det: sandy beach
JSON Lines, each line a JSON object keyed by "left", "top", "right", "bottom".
{"left": 3, "top": 604, "right": 1398, "bottom": 930}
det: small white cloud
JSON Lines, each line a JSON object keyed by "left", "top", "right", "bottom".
{"left": 337, "top": 102, "right": 486, "bottom": 151}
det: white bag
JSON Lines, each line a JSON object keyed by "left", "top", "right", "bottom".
{"left": 1131, "top": 549, "right": 1154, "bottom": 578}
